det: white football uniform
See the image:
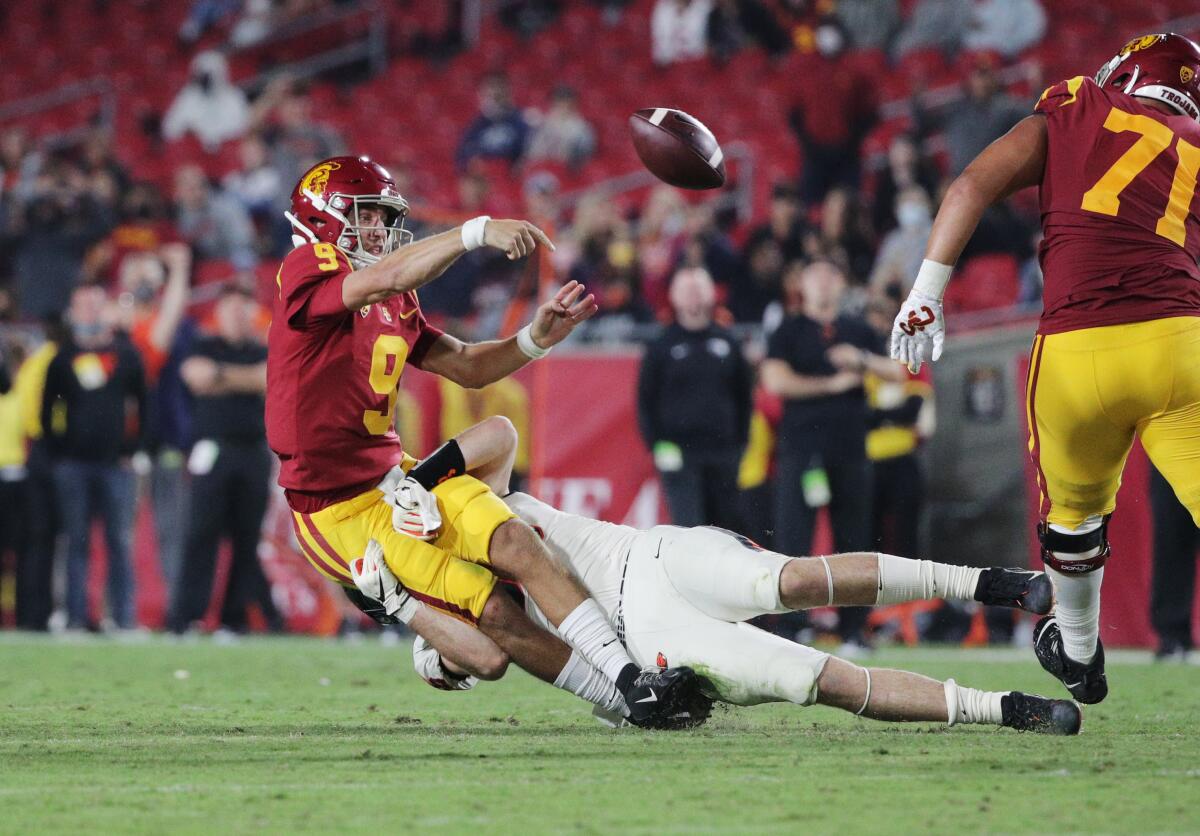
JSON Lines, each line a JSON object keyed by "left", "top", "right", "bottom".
{"left": 505, "top": 493, "right": 830, "bottom": 706}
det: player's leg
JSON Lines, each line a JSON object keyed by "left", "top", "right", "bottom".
{"left": 814, "top": 656, "right": 1080, "bottom": 734}
{"left": 655, "top": 527, "right": 1051, "bottom": 625}
{"left": 405, "top": 415, "right": 517, "bottom": 493}
{"left": 433, "top": 476, "right": 698, "bottom": 725}
{"left": 1024, "top": 329, "right": 1146, "bottom": 703}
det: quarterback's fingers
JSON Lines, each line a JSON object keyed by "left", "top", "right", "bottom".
{"left": 526, "top": 223, "right": 556, "bottom": 252}
{"left": 554, "top": 280, "right": 580, "bottom": 304}
{"left": 568, "top": 293, "right": 597, "bottom": 320}
{"left": 559, "top": 282, "right": 586, "bottom": 310}
{"left": 519, "top": 228, "right": 537, "bottom": 254}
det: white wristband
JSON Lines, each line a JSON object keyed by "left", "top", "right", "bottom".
{"left": 393, "top": 596, "right": 422, "bottom": 625}
{"left": 913, "top": 259, "right": 954, "bottom": 300}
{"left": 516, "top": 324, "right": 550, "bottom": 360}
{"left": 461, "top": 215, "right": 490, "bottom": 251}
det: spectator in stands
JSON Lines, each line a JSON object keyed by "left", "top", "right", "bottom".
{"left": 42, "top": 285, "right": 146, "bottom": 632}
{"left": 964, "top": 0, "right": 1046, "bottom": 58}
{"left": 0, "top": 335, "right": 28, "bottom": 627}
{"left": 254, "top": 78, "right": 345, "bottom": 182}
{"left": 499, "top": 0, "right": 563, "bottom": 38}
{"left": 223, "top": 134, "right": 290, "bottom": 254}
{"left": 12, "top": 318, "right": 61, "bottom": 631}
{"left": 892, "top": 0, "right": 971, "bottom": 58}
{"left": 173, "top": 165, "right": 257, "bottom": 269}
{"left": 638, "top": 267, "right": 752, "bottom": 528}
{"left": 162, "top": 51, "right": 250, "bottom": 152}
{"left": 636, "top": 185, "right": 689, "bottom": 313}
{"left": 787, "top": 19, "right": 878, "bottom": 203}
{"left": 733, "top": 182, "right": 807, "bottom": 322}
{"left": 113, "top": 243, "right": 193, "bottom": 592}
{"left": 79, "top": 128, "right": 131, "bottom": 200}
{"left": 527, "top": 86, "right": 597, "bottom": 171}
{"left": 178, "top": 0, "right": 241, "bottom": 44}
{"left": 761, "top": 260, "right": 904, "bottom": 651}
{"left": 869, "top": 185, "right": 933, "bottom": 295}
{"left": 456, "top": 74, "right": 531, "bottom": 170}
{"left": 707, "top": 0, "right": 793, "bottom": 62}
{"left": 651, "top": 0, "right": 714, "bottom": 65}
{"left": 918, "top": 55, "right": 1025, "bottom": 176}
{"left": 170, "top": 283, "right": 281, "bottom": 635}
{"left": 803, "top": 187, "right": 876, "bottom": 285}
{"left": 0, "top": 127, "right": 41, "bottom": 221}
{"left": 1149, "top": 466, "right": 1198, "bottom": 661}
{"left": 13, "top": 155, "right": 114, "bottom": 320}
{"left": 864, "top": 290, "right": 934, "bottom": 560}
{"left": 835, "top": 0, "right": 899, "bottom": 50}
{"left": 871, "top": 134, "right": 939, "bottom": 234}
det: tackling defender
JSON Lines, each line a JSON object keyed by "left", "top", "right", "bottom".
{"left": 267, "top": 155, "right": 698, "bottom": 727}
{"left": 352, "top": 417, "right": 1081, "bottom": 735}
{"left": 889, "top": 33, "right": 1200, "bottom": 704}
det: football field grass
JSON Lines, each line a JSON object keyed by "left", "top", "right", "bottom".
{"left": 1, "top": 635, "right": 1197, "bottom": 834}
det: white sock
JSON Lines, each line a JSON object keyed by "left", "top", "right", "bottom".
{"left": 944, "top": 679, "right": 1005, "bottom": 726}
{"left": 556, "top": 599, "right": 637, "bottom": 687}
{"left": 553, "top": 650, "right": 629, "bottom": 716}
{"left": 876, "top": 554, "right": 983, "bottom": 605}
{"left": 1045, "top": 565, "right": 1103, "bottom": 663}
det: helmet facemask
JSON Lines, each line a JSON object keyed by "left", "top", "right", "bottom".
{"left": 286, "top": 189, "right": 413, "bottom": 269}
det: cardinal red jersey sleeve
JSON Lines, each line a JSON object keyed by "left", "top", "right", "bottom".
{"left": 405, "top": 293, "right": 445, "bottom": 369}
{"left": 277, "top": 243, "right": 353, "bottom": 328}
{"left": 1034, "top": 76, "right": 1088, "bottom": 117}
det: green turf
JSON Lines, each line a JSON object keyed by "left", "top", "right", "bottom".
{"left": 0, "top": 636, "right": 1196, "bottom": 834}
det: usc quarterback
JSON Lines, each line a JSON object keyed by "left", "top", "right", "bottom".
{"left": 890, "top": 33, "right": 1200, "bottom": 704}
{"left": 266, "top": 156, "right": 699, "bottom": 727}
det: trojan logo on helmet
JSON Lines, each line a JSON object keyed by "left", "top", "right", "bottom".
{"left": 285, "top": 155, "right": 413, "bottom": 269}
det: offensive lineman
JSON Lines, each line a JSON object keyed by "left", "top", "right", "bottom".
{"left": 351, "top": 417, "right": 1081, "bottom": 734}
{"left": 267, "top": 156, "right": 698, "bottom": 727}
{"left": 889, "top": 34, "right": 1200, "bottom": 703}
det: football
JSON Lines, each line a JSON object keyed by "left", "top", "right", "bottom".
{"left": 629, "top": 107, "right": 726, "bottom": 190}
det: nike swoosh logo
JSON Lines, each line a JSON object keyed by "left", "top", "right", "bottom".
{"left": 601, "top": 639, "right": 616, "bottom": 648}
{"left": 653, "top": 540, "right": 663, "bottom": 560}
{"left": 636, "top": 690, "right": 659, "bottom": 704}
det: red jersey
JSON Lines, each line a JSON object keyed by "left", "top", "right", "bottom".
{"left": 1034, "top": 76, "right": 1200, "bottom": 334}
{"left": 266, "top": 243, "right": 443, "bottom": 510}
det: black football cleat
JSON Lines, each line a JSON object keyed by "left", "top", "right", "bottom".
{"left": 1033, "top": 615, "right": 1108, "bottom": 704}
{"left": 623, "top": 666, "right": 701, "bottom": 730}
{"left": 1001, "top": 691, "right": 1082, "bottom": 735}
{"left": 974, "top": 568, "right": 1054, "bottom": 614}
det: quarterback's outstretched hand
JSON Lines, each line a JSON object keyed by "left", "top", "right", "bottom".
{"left": 528, "top": 281, "right": 599, "bottom": 349}
{"left": 350, "top": 539, "right": 420, "bottom": 624}
{"left": 890, "top": 290, "right": 945, "bottom": 374}
{"left": 484, "top": 219, "right": 556, "bottom": 261}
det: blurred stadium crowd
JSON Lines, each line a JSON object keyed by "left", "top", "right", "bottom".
{"left": 0, "top": 0, "right": 1195, "bottom": 648}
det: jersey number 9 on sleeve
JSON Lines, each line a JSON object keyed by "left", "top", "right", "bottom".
{"left": 363, "top": 335, "right": 410, "bottom": 435}
{"left": 1081, "top": 106, "right": 1200, "bottom": 246}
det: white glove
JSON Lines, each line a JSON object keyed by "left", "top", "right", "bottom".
{"left": 350, "top": 539, "right": 420, "bottom": 624}
{"left": 412, "top": 635, "right": 479, "bottom": 691}
{"left": 382, "top": 476, "right": 442, "bottom": 540}
{"left": 889, "top": 290, "right": 945, "bottom": 374}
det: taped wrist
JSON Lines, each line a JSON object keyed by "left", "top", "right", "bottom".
{"left": 912, "top": 259, "right": 953, "bottom": 300}
{"left": 461, "top": 216, "right": 490, "bottom": 251}
{"left": 517, "top": 324, "right": 550, "bottom": 359}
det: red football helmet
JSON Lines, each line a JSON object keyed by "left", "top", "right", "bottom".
{"left": 285, "top": 155, "right": 412, "bottom": 268}
{"left": 1095, "top": 33, "right": 1200, "bottom": 122}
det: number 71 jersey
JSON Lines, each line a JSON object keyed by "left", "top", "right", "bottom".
{"left": 266, "top": 242, "right": 444, "bottom": 502}
{"left": 1035, "top": 76, "right": 1200, "bottom": 334}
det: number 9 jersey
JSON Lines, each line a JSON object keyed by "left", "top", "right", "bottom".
{"left": 266, "top": 242, "right": 444, "bottom": 509}
{"left": 1035, "top": 75, "right": 1200, "bottom": 335}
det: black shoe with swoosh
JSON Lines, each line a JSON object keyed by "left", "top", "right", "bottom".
{"left": 1033, "top": 615, "right": 1108, "bottom": 704}
{"left": 623, "top": 666, "right": 701, "bottom": 730}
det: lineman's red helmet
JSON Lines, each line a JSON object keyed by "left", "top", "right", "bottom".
{"left": 285, "top": 155, "right": 412, "bottom": 268}
{"left": 1095, "top": 33, "right": 1200, "bottom": 122}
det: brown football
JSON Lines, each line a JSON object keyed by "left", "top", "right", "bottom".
{"left": 629, "top": 108, "right": 726, "bottom": 190}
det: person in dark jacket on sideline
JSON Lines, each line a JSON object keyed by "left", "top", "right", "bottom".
{"left": 637, "top": 267, "right": 752, "bottom": 529}
{"left": 42, "top": 284, "right": 146, "bottom": 631}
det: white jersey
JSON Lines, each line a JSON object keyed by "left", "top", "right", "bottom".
{"left": 504, "top": 492, "right": 830, "bottom": 706}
